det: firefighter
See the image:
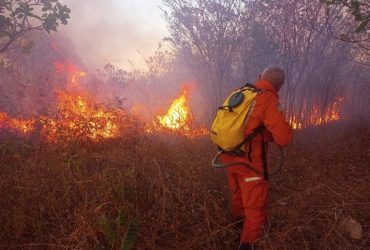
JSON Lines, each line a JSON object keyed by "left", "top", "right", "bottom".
{"left": 221, "top": 66, "right": 293, "bottom": 250}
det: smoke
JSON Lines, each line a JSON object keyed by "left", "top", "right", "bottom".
{"left": 59, "top": 0, "right": 168, "bottom": 70}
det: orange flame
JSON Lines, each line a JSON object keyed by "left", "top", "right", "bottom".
{"left": 0, "top": 65, "right": 208, "bottom": 141}
{"left": 0, "top": 63, "right": 121, "bottom": 141}
{"left": 289, "top": 97, "right": 344, "bottom": 130}
{"left": 145, "top": 86, "right": 208, "bottom": 138}
{"left": 0, "top": 112, "right": 35, "bottom": 133}
{"left": 51, "top": 63, "right": 119, "bottom": 140}
{"left": 55, "top": 92, "right": 119, "bottom": 140}
{"left": 54, "top": 62, "right": 86, "bottom": 88}
{"left": 158, "top": 89, "right": 190, "bottom": 130}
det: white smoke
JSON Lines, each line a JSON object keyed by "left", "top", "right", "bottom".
{"left": 59, "top": 0, "right": 168, "bottom": 70}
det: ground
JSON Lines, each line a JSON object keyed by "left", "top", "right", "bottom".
{"left": 0, "top": 121, "right": 369, "bottom": 249}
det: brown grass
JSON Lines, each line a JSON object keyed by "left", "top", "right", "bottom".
{"left": 0, "top": 122, "right": 369, "bottom": 250}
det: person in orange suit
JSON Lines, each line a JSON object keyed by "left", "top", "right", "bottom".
{"left": 221, "top": 66, "right": 293, "bottom": 250}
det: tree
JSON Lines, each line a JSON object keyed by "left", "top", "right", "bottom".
{"left": 245, "top": 0, "right": 368, "bottom": 126}
{"left": 0, "top": 0, "right": 70, "bottom": 53}
{"left": 322, "top": 0, "right": 370, "bottom": 50}
{"left": 323, "top": 0, "right": 370, "bottom": 32}
{"left": 162, "top": 0, "right": 369, "bottom": 124}
{"left": 163, "top": 0, "right": 247, "bottom": 121}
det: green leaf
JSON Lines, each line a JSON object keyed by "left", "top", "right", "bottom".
{"left": 97, "top": 215, "right": 117, "bottom": 247}
{"left": 120, "top": 220, "right": 139, "bottom": 250}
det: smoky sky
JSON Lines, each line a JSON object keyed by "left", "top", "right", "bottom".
{"left": 59, "top": 0, "right": 168, "bottom": 70}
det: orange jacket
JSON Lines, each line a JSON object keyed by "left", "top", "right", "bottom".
{"left": 221, "top": 80, "right": 292, "bottom": 174}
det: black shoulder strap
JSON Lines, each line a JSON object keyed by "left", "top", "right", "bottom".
{"left": 237, "top": 124, "right": 269, "bottom": 180}
{"left": 234, "top": 125, "right": 265, "bottom": 150}
{"left": 244, "top": 83, "right": 257, "bottom": 89}
{"left": 261, "top": 131, "right": 268, "bottom": 180}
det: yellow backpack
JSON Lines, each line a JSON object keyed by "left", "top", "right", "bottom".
{"left": 211, "top": 84, "right": 261, "bottom": 152}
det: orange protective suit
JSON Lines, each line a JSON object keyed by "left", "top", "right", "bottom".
{"left": 220, "top": 80, "right": 292, "bottom": 244}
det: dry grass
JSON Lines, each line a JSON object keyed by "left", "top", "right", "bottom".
{"left": 0, "top": 122, "right": 369, "bottom": 250}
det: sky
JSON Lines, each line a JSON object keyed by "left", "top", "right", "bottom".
{"left": 60, "top": 0, "right": 169, "bottom": 70}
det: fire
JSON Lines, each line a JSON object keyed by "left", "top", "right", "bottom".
{"left": 51, "top": 63, "right": 120, "bottom": 140}
{"left": 55, "top": 92, "right": 119, "bottom": 140}
{"left": 0, "top": 63, "right": 208, "bottom": 141}
{"left": 54, "top": 62, "right": 86, "bottom": 88}
{"left": 0, "top": 62, "right": 121, "bottom": 141}
{"left": 158, "top": 89, "right": 189, "bottom": 129}
{"left": 0, "top": 112, "right": 35, "bottom": 133}
{"left": 145, "top": 87, "right": 209, "bottom": 138}
{"left": 289, "top": 97, "right": 344, "bottom": 130}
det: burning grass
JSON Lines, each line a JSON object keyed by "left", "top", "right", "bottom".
{"left": 289, "top": 97, "right": 345, "bottom": 130}
{"left": 0, "top": 121, "right": 369, "bottom": 249}
{"left": 0, "top": 62, "right": 367, "bottom": 249}
{"left": 0, "top": 62, "right": 208, "bottom": 142}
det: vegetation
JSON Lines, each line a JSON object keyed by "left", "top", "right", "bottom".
{"left": 0, "top": 122, "right": 369, "bottom": 249}
{"left": 323, "top": 0, "right": 370, "bottom": 32}
{"left": 162, "top": 0, "right": 370, "bottom": 123}
{"left": 0, "top": 0, "right": 70, "bottom": 53}
{"left": 0, "top": 0, "right": 369, "bottom": 249}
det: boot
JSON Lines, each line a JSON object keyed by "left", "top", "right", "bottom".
{"left": 238, "top": 242, "right": 254, "bottom": 250}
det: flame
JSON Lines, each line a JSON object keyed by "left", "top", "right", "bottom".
{"left": 289, "top": 97, "right": 344, "bottom": 130}
{"left": 0, "top": 112, "right": 35, "bottom": 133}
{"left": 158, "top": 89, "right": 190, "bottom": 129}
{"left": 55, "top": 92, "right": 119, "bottom": 140}
{"left": 145, "top": 87, "right": 208, "bottom": 138}
{"left": 0, "top": 63, "right": 121, "bottom": 141}
{"left": 0, "top": 64, "right": 208, "bottom": 141}
{"left": 51, "top": 63, "right": 119, "bottom": 140}
{"left": 54, "top": 62, "right": 86, "bottom": 88}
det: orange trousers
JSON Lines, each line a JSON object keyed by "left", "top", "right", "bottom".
{"left": 227, "top": 167, "right": 268, "bottom": 244}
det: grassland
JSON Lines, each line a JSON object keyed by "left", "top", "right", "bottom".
{"left": 0, "top": 122, "right": 369, "bottom": 249}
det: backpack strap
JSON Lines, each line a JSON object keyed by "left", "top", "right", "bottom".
{"left": 261, "top": 129, "right": 268, "bottom": 180}
{"left": 226, "top": 124, "right": 268, "bottom": 180}
{"left": 222, "top": 125, "right": 264, "bottom": 153}
{"left": 235, "top": 124, "right": 265, "bottom": 150}
{"left": 218, "top": 85, "right": 260, "bottom": 112}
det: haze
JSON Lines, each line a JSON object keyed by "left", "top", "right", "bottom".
{"left": 60, "top": 0, "right": 168, "bottom": 70}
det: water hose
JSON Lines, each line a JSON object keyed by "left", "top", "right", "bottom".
{"left": 211, "top": 145, "right": 285, "bottom": 177}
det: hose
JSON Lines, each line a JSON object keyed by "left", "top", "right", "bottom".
{"left": 211, "top": 145, "right": 285, "bottom": 177}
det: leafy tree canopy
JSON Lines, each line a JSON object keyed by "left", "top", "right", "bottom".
{"left": 0, "top": 0, "right": 70, "bottom": 53}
